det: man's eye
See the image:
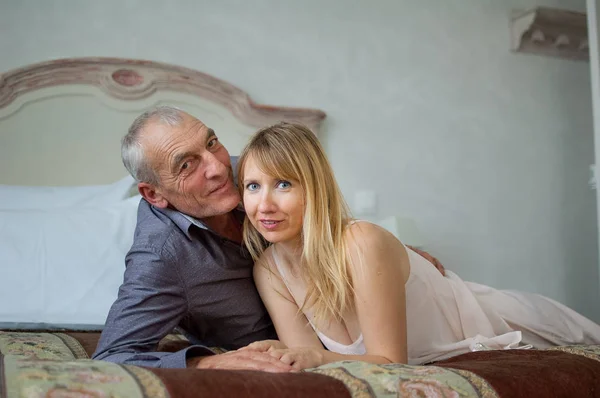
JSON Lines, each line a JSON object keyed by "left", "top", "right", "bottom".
{"left": 277, "top": 181, "right": 291, "bottom": 189}
{"left": 246, "top": 183, "right": 259, "bottom": 191}
{"left": 181, "top": 162, "right": 190, "bottom": 171}
{"left": 208, "top": 138, "right": 219, "bottom": 148}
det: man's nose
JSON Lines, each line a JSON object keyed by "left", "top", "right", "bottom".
{"left": 204, "top": 152, "right": 228, "bottom": 178}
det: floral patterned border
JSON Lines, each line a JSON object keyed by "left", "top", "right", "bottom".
{"left": 547, "top": 344, "right": 600, "bottom": 363}
{"left": 124, "top": 365, "right": 170, "bottom": 398}
{"left": 54, "top": 333, "right": 89, "bottom": 359}
{"left": 308, "top": 361, "right": 496, "bottom": 398}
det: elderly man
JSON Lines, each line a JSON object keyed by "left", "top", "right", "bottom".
{"left": 93, "top": 106, "right": 444, "bottom": 370}
{"left": 93, "top": 106, "right": 290, "bottom": 371}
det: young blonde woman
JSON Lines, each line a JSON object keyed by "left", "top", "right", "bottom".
{"left": 236, "top": 122, "right": 600, "bottom": 370}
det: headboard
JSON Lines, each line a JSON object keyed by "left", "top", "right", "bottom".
{"left": 0, "top": 57, "right": 326, "bottom": 186}
{"left": 0, "top": 58, "right": 326, "bottom": 330}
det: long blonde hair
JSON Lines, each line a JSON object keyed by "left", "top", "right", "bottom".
{"left": 237, "top": 122, "right": 353, "bottom": 326}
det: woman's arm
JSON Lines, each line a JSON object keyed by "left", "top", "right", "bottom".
{"left": 252, "top": 253, "right": 324, "bottom": 349}
{"left": 265, "top": 223, "right": 410, "bottom": 370}
{"left": 265, "top": 344, "right": 400, "bottom": 371}
{"left": 347, "top": 222, "right": 410, "bottom": 364}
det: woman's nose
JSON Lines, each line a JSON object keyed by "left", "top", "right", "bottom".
{"left": 257, "top": 191, "right": 276, "bottom": 213}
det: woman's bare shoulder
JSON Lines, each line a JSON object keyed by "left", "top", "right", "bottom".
{"left": 253, "top": 245, "right": 278, "bottom": 274}
{"left": 344, "top": 220, "right": 403, "bottom": 248}
{"left": 344, "top": 220, "right": 410, "bottom": 277}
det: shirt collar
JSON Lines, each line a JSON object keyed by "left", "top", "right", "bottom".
{"left": 153, "top": 202, "right": 245, "bottom": 240}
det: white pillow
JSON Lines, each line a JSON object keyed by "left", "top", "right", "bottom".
{"left": 0, "top": 175, "right": 136, "bottom": 211}
{"left": 0, "top": 195, "right": 141, "bottom": 329}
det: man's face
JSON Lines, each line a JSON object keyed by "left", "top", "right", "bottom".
{"left": 141, "top": 114, "right": 240, "bottom": 219}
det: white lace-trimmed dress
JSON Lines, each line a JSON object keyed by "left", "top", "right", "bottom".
{"left": 271, "top": 234, "right": 600, "bottom": 365}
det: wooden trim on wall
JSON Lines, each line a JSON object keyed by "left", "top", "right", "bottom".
{"left": 511, "top": 7, "right": 588, "bottom": 62}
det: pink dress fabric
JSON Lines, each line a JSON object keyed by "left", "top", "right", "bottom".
{"left": 272, "top": 229, "right": 600, "bottom": 365}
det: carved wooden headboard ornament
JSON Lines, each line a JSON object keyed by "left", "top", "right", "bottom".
{"left": 0, "top": 57, "right": 326, "bottom": 131}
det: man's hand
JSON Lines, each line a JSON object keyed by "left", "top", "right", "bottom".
{"left": 406, "top": 245, "right": 446, "bottom": 276}
{"left": 188, "top": 350, "right": 294, "bottom": 373}
{"left": 238, "top": 339, "right": 287, "bottom": 353}
{"left": 267, "top": 347, "right": 324, "bottom": 371}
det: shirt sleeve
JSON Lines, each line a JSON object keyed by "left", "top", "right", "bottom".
{"left": 92, "top": 245, "right": 214, "bottom": 368}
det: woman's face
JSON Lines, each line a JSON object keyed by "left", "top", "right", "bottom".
{"left": 241, "top": 155, "right": 305, "bottom": 245}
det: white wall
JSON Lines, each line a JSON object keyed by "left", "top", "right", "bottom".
{"left": 1, "top": 0, "right": 597, "bottom": 319}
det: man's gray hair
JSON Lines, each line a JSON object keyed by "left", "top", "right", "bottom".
{"left": 121, "top": 106, "right": 186, "bottom": 185}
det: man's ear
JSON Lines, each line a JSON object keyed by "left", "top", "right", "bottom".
{"left": 138, "top": 182, "right": 169, "bottom": 208}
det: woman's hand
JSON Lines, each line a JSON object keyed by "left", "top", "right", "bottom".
{"left": 238, "top": 339, "right": 287, "bottom": 353}
{"left": 268, "top": 347, "right": 324, "bottom": 371}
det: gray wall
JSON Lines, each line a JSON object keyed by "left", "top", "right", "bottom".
{"left": 1, "top": 0, "right": 597, "bottom": 319}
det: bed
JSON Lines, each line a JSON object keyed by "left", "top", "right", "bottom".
{"left": 1, "top": 57, "right": 600, "bottom": 398}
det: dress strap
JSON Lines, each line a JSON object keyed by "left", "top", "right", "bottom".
{"left": 270, "top": 245, "right": 294, "bottom": 293}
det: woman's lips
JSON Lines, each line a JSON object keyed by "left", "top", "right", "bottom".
{"left": 260, "top": 220, "right": 282, "bottom": 230}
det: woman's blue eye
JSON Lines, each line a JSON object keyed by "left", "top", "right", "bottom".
{"left": 277, "top": 181, "right": 291, "bottom": 189}
{"left": 246, "top": 183, "right": 259, "bottom": 191}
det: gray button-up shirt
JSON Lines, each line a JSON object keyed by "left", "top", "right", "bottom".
{"left": 92, "top": 199, "right": 276, "bottom": 368}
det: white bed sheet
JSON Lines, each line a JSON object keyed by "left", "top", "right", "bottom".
{"left": 0, "top": 195, "right": 141, "bottom": 329}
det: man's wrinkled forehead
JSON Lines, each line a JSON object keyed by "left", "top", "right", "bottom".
{"left": 141, "top": 115, "right": 209, "bottom": 165}
{"left": 180, "top": 116, "right": 211, "bottom": 136}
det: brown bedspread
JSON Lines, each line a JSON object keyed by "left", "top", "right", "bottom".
{"left": 435, "top": 347, "right": 600, "bottom": 397}
{"left": 2, "top": 330, "right": 600, "bottom": 397}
